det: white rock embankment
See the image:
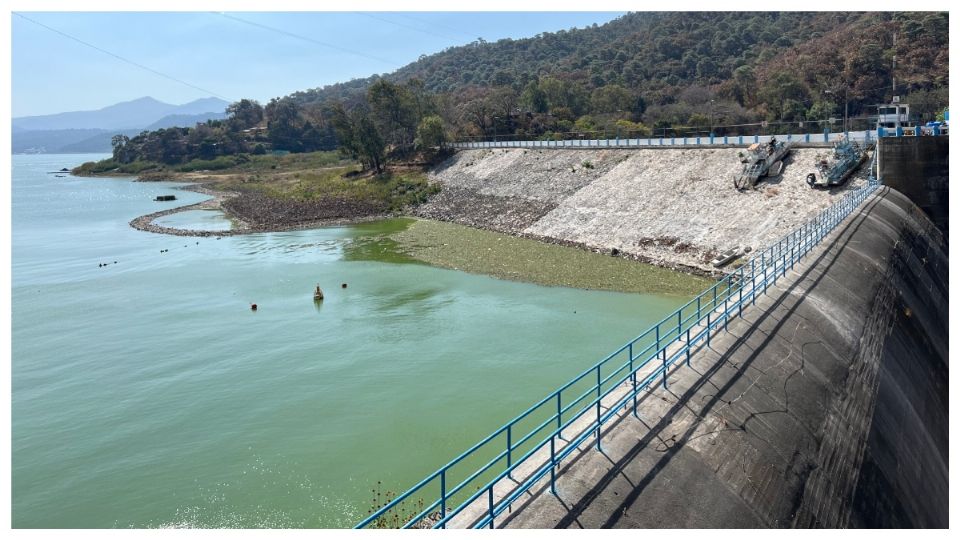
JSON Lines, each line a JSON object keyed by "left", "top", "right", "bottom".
{"left": 422, "top": 147, "right": 870, "bottom": 274}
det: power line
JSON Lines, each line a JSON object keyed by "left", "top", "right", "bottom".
{"left": 216, "top": 12, "right": 398, "bottom": 68}
{"left": 392, "top": 12, "right": 479, "bottom": 42}
{"left": 357, "top": 12, "right": 463, "bottom": 44}
{"left": 13, "top": 12, "right": 231, "bottom": 101}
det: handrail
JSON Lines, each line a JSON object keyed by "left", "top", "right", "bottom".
{"left": 444, "top": 126, "right": 947, "bottom": 151}
{"left": 357, "top": 177, "right": 880, "bottom": 529}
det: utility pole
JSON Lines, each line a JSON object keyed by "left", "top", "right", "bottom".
{"left": 709, "top": 99, "right": 715, "bottom": 137}
{"left": 844, "top": 87, "right": 848, "bottom": 135}
{"left": 892, "top": 33, "right": 897, "bottom": 98}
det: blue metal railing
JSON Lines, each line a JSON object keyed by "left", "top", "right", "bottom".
{"left": 447, "top": 126, "right": 948, "bottom": 151}
{"left": 356, "top": 179, "right": 881, "bottom": 529}
{"left": 447, "top": 129, "right": 878, "bottom": 150}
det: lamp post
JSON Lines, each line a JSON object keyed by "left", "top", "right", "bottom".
{"left": 826, "top": 88, "right": 849, "bottom": 134}
{"left": 709, "top": 99, "right": 715, "bottom": 137}
{"left": 493, "top": 116, "right": 499, "bottom": 142}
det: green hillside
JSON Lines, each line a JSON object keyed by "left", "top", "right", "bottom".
{"left": 82, "top": 11, "right": 948, "bottom": 174}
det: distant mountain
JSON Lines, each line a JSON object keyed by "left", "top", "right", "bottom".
{"left": 11, "top": 96, "right": 231, "bottom": 153}
{"left": 11, "top": 128, "right": 112, "bottom": 154}
{"left": 12, "top": 96, "right": 230, "bottom": 131}
{"left": 55, "top": 129, "right": 142, "bottom": 154}
{"left": 145, "top": 111, "right": 228, "bottom": 130}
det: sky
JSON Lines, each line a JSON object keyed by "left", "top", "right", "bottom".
{"left": 11, "top": 11, "right": 625, "bottom": 118}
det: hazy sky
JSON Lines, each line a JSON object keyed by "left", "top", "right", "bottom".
{"left": 11, "top": 11, "right": 625, "bottom": 117}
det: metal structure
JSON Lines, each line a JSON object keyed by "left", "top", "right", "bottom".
{"left": 806, "top": 138, "right": 869, "bottom": 189}
{"left": 733, "top": 138, "right": 792, "bottom": 190}
{"left": 356, "top": 178, "right": 881, "bottom": 530}
{"left": 447, "top": 129, "right": 887, "bottom": 150}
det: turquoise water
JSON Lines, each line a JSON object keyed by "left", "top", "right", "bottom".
{"left": 12, "top": 154, "right": 693, "bottom": 528}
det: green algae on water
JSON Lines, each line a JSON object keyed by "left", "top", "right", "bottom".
{"left": 388, "top": 219, "right": 712, "bottom": 296}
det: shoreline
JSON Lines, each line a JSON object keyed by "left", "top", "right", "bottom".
{"left": 129, "top": 183, "right": 394, "bottom": 237}
{"left": 123, "top": 173, "right": 723, "bottom": 280}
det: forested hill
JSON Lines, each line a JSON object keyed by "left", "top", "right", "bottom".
{"left": 287, "top": 11, "right": 948, "bottom": 120}
{"left": 89, "top": 11, "right": 947, "bottom": 177}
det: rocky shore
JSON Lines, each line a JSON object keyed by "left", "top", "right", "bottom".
{"left": 417, "top": 148, "right": 871, "bottom": 274}
{"left": 130, "top": 184, "right": 390, "bottom": 237}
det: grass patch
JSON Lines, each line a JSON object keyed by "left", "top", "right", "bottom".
{"left": 219, "top": 166, "right": 440, "bottom": 213}
{"left": 389, "top": 219, "right": 712, "bottom": 296}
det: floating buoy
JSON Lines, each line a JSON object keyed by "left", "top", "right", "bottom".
{"left": 341, "top": 283, "right": 347, "bottom": 289}
{"left": 251, "top": 303, "right": 258, "bottom": 311}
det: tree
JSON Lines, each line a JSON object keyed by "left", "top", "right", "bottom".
{"left": 331, "top": 104, "right": 386, "bottom": 173}
{"left": 367, "top": 79, "right": 417, "bottom": 152}
{"left": 266, "top": 98, "right": 304, "bottom": 152}
{"left": 520, "top": 81, "right": 548, "bottom": 114}
{"left": 590, "top": 85, "right": 633, "bottom": 114}
{"left": 415, "top": 115, "right": 446, "bottom": 149}
{"left": 226, "top": 99, "right": 264, "bottom": 131}
{"left": 111, "top": 134, "right": 131, "bottom": 163}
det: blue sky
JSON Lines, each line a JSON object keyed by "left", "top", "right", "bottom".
{"left": 12, "top": 11, "right": 625, "bottom": 117}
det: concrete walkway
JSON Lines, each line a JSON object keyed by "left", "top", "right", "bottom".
{"left": 493, "top": 187, "right": 948, "bottom": 528}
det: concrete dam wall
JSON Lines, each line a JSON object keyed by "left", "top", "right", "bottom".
{"left": 493, "top": 187, "right": 947, "bottom": 528}
{"left": 421, "top": 147, "right": 872, "bottom": 274}
{"left": 878, "top": 136, "right": 949, "bottom": 240}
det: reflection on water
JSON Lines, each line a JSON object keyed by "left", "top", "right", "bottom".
{"left": 340, "top": 218, "right": 423, "bottom": 266}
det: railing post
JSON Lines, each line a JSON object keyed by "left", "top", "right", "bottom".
{"left": 656, "top": 326, "right": 662, "bottom": 362}
{"left": 556, "top": 393, "right": 562, "bottom": 439}
{"left": 595, "top": 365, "right": 602, "bottom": 450}
{"left": 677, "top": 309, "right": 682, "bottom": 338}
{"left": 762, "top": 252, "right": 767, "bottom": 294}
{"left": 724, "top": 297, "right": 729, "bottom": 331}
{"left": 739, "top": 269, "right": 744, "bottom": 317}
{"left": 488, "top": 487, "right": 495, "bottom": 528}
{"left": 550, "top": 436, "right": 557, "bottom": 495}
{"left": 685, "top": 327, "right": 691, "bottom": 366}
{"left": 697, "top": 296, "right": 701, "bottom": 320}
{"left": 507, "top": 425, "right": 513, "bottom": 480}
{"left": 751, "top": 258, "right": 756, "bottom": 306}
{"left": 630, "top": 342, "right": 638, "bottom": 417}
{"left": 707, "top": 312, "right": 712, "bottom": 346}
{"left": 440, "top": 470, "right": 447, "bottom": 527}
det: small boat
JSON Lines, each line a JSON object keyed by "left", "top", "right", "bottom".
{"left": 806, "top": 138, "right": 869, "bottom": 189}
{"left": 734, "top": 138, "right": 792, "bottom": 190}
{"left": 155, "top": 195, "right": 177, "bottom": 201}
{"left": 711, "top": 247, "right": 742, "bottom": 268}
{"left": 313, "top": 285, "right": 324, "bottom": 301}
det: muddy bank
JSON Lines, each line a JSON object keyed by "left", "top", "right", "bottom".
{"left": 419, "top": 148, "right": 872, "bottom": 273}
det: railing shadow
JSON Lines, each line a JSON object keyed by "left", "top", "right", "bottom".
{"left": 497, "top": 189, "right": 887, "bottom": 529}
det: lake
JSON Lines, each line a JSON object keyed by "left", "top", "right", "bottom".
{"left": 12, "top": 154, "right": 698, "bottom": 528}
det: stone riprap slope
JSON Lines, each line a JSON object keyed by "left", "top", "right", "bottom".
{"left": 417, "top": 149, "right": 628, "bottom": 233}
{"left": 420, "top": 148, "right": 869, "bottom": 273}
